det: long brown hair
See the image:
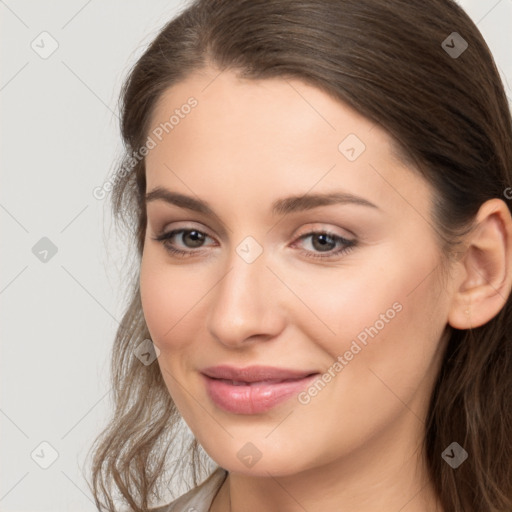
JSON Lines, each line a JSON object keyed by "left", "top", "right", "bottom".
{"left": 87, "top": 1, "right": 512, "bottom": 510}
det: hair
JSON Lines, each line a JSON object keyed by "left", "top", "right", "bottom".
{"left": 87, "top": 0, "right": 512, "bottom": 510}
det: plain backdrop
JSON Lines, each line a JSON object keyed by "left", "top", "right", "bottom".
{"left": 1, "top": 1, "right": 511, "bottom": 510}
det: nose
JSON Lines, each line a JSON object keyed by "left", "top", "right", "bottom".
{"left": 206, "top": 246, "right": 285, "bottom": 348}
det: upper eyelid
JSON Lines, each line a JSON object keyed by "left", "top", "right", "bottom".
{"left": 156, "top": 222, "right": 352, "bottom": 236}
{"left": 159, "top": 226, "right": 354, "bottom": 248}
{"left": 164, "top": 225, "right": 217, "bottom": 243}
{"left": 173, "top": 228, "right": 217, "bottom": 245}
{"left": 146, "top": 206, "right": 231, "bottom": 238}
{"left": 146, "top": 199, "right": 372, "bottom": 239}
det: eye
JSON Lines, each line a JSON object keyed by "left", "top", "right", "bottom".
{"left": 292, "top": 231, "right": 356, "bottom": 260}
{"left": 152, "top": 228, "right": 215, "bottom": 258}
{"left": 152, "top": 227, "right": 356, "bottom": 260}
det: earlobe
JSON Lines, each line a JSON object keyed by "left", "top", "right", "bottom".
{"left": 448, "top": 198, "right": 512, "bottom": 330}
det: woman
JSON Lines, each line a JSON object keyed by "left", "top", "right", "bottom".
{"left": 88, "top": 0, "right": 512, "bottom": 511}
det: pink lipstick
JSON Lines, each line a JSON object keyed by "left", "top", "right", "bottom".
{"left": 201, "top": 365, "right": 319, "bottom": 414}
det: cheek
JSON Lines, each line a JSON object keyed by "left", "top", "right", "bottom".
{"left": 287, "top": 245, "right": 447, "bottom": 394}
{"left": 275, "top": 258, "right": 405, "bottom": 361}
{"left": 315, "top": 248, "right": 444, "bottom": 353}
{"left": 139, "top": 254, "right": 204, "bottom": 411}
{"left": 139, "top": 263, "right": 173, "bottom": 343}
{"left": 282, "top": 258, "right": 447, "bottom": 462}
{"left": 320, "top": 256, "right": 446, "bottom": 411}
{"left": 139, "top": 252, "right": 206, "bottom": 349}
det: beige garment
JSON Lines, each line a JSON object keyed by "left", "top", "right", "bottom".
{"left": 150, "top": 467, "right": 228, "bottom": 512}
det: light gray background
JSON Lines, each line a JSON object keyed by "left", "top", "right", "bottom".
{"left": 1, "top": 1, "right": 511, "bottom": 510}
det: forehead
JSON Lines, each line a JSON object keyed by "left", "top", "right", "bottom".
{"left": 147, "top": 68, "right": 390, "bottom": 157}
{"left": 144, "top": 68, "right": 429, "bottom": 218}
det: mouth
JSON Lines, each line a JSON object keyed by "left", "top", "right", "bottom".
{"left": 213, "top": 376, "right": 317, "bottom": 385}
{"left": 201, "top": 364, "right": 318, "bottom": 382}
{"left": 201, "top": 365, "right": 320, "bottom": 414}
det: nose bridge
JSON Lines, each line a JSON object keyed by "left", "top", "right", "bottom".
{"left": 206, "top": 239, "right": 283, "bottom": 346}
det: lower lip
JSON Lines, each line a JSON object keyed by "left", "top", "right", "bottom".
{"left": 202, "top": 374, "right": 319, "bottom": 414}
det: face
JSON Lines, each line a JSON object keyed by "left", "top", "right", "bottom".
{"left": 140, "top": 68, "right": 453, "bottom": 477}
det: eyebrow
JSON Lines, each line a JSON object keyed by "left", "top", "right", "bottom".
{"left": 145, "top": 187, "right": 379, "bottom": 217}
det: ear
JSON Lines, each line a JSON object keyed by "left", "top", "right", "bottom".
{"left": 448, "top": 198, "right": 512, "bottom": 329}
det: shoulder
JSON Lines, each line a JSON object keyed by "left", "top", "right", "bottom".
{"left": 150, "top": 467, "right": 228, "bottom": 512}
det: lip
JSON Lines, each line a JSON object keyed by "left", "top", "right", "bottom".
{"left": 201, "top": 365, "right": 319, "bottom": 414}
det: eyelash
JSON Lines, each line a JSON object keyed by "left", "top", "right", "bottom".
{"left": 152, "top": 228, "right": 356, "bottom": 260}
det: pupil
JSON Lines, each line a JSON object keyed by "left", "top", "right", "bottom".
{"left": 314, "top": 234, "right": 335, "bottom": 252}
{"left": 186, "top": 230, "right": 204, "bottom": 247}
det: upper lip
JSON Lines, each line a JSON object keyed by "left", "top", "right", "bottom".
{"left": 201, "top": 365, "right": 318, "bottom": 383}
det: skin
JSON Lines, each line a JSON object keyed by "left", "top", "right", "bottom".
{"left": 139, "top": 67, "right": 512, "bottom": 512}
